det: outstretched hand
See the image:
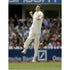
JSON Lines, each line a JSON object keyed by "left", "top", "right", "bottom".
{"left": 29, "top": 11, "right": 33, "bottom": 15}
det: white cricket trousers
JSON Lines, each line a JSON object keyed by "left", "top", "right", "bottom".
{"left": 24, "top": 29, "right": 40, "bottom": 58}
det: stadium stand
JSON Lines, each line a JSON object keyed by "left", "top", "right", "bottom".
{"left": 9, "top": 16, "right": 61, "bottom": 49}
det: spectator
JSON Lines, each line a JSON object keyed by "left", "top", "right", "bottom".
{"left": 56, "top": 42, "right": 61, "bottom": 49}
{"left": 15, "top": 22, "right": 20, "bottom": 30}
{"left": 24, "top": 17, "right": 31, "bottom": 26}
{"left": 14, "top": 14, "right": 18, "bottom": 27}
{"left": 21, "top": 23, "right": 26, "bottom": 30}
{"left": 16, "top": 43, "right": 23, "bottom": 49}
{"left": 9, "top": 17, "right": 14, "bottom": 24}
{"left": 43, "top": 16, "right": 48, "bottom": 28}
{"left": 9, "top": 22, "right": 14, "bottom": 32}
{"left": 48, "top": 18, "right": 54, "bottom": 29}
{"left": 9, "top": 43, "right": 15, "bottom": 49}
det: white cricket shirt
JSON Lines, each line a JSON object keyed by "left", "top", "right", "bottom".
{"left": 30, "top": 11, "right": 43, "bottom": 33}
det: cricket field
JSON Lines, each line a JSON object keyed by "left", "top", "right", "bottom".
{"left": 9, "top": 62, "right": 61, "bottom": 70}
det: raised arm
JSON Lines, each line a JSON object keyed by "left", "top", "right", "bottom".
{"left": 29, "top": 11, "right": 33, "bottom": 18}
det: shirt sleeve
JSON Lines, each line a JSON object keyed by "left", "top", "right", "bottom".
{"left": 38, "top": 11, "right": 44, "bottom": 19}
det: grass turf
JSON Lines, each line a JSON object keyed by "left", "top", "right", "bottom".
{"left": 9, "top": 62, "right": 61, "bottom": 70}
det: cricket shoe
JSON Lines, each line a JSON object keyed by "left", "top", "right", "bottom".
{"left": 32, "top": 59, "right": 36, "bottom": 62}
{"left": 21, "top": 49, "right": 26, "bottom": 54}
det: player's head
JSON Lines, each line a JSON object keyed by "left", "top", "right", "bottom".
{"left": 36, "top": 4, "right": 41, "bottom": 11}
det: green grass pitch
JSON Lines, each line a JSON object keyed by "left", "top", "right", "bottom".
{"left": 9, "top": 62, "right": 61, "bottom": 70}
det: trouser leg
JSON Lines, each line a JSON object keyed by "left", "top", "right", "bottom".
{"left": 24, "top": 30, "right": 34, "bottom": 49}
{"left": 24, "top": 38, "right": 32, "bottom": 49}
{"left": 33, "top": 34, "right": 40, "bottom": 60}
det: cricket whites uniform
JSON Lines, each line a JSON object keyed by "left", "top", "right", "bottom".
{"left": 23, "top": 11, "right": 43, "bottom": 61}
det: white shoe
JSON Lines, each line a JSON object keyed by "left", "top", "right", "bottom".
{"left": 32, "top": 59, "right": 36, "bottom": 62}
{"left": 21, "top": 49, "right": 26, "bottom": 54}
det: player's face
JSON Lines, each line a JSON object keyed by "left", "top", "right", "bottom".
{"left": 36, "top": 6, "right": 40, "bottom": 11}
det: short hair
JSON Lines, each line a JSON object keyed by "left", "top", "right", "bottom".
{"left": 37, "top": 4, "right": 41, "bottom": 8}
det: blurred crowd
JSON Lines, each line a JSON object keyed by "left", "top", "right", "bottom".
{"left": 9, "top": 16, "right": 61, "bottom": 49}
